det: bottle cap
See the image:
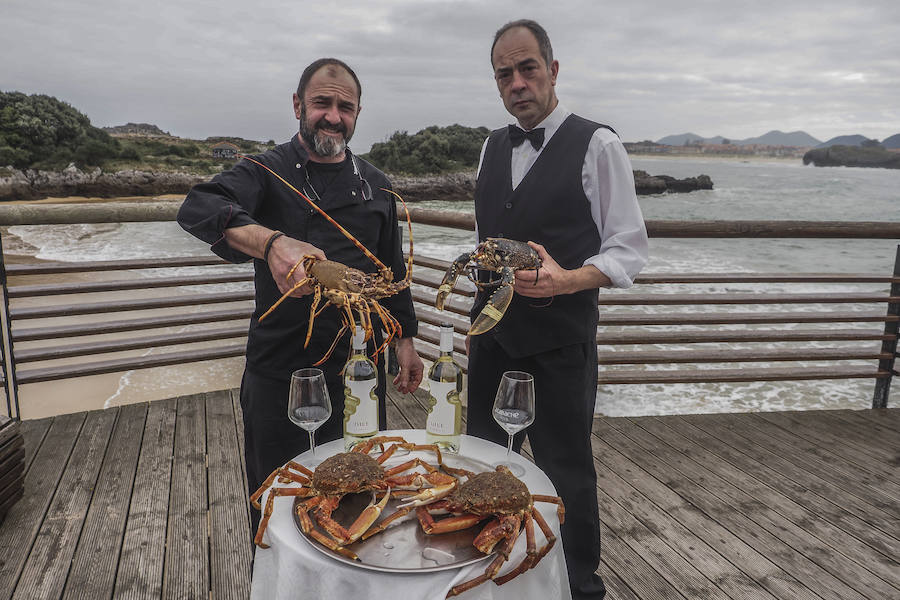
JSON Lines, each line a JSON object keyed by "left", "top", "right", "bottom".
{"left": 352, "top": 326, "right": 366, "bottom": 349}
{"left": 439, "top": 323, "right": 454, "bottom": 352}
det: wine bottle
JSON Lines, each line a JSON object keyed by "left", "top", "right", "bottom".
{"left": 343, "top": 326, "right": 379, "bottom": 451}
{"left": 425, "top": 323, "right": 463, "bottom": 453}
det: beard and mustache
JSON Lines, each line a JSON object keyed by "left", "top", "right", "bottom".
{"left": 299, "top": 106, "right": 353, "bottom": 158}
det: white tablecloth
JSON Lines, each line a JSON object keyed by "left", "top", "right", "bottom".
{"left": 250, "top": 429, "right": 572, "bottom": 600}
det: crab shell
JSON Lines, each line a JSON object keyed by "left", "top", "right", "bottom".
{"left": 310, "top": 452, "right": 386, "bottom": 495}
{"left": 445, "top": 470, "right": 532, "bottom": 516}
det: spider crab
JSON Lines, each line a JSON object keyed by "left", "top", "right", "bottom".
{"left": 250, "top": 436, "right": 457, "bottom": 558}
{"left": 365, "top": 464, "right": 564, "bottom": 597}
{"left": 436, "top": 238, "right": 541, "bottom": 335}
{"left": 241, "top": 154, "right": 413, "bottom": 365}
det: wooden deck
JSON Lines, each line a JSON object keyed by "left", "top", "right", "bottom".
{"left": 1, "top": 388, "right": 897, "bottom": 600}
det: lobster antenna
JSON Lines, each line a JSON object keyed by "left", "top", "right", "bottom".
{"left": 380, "top": 188, "right": 414, "bottom": 280}
{"left": 238, "top": 154, "right": 388, "bottom": 272}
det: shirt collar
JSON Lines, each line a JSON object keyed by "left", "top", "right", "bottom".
{"left": 512, "top": 103, "right": 571, "bottom": 147}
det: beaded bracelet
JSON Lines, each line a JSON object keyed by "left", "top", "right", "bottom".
{"left": 262, "top": 231, "right": 285, "bottom": 262}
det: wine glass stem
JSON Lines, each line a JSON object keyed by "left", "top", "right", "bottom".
{"left": 506, "top": 432, "right": 514, "bottom": 460}
{"left": 309, "top": 431, "right": 316, "bottom": 456}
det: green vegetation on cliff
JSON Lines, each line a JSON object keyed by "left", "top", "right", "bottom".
{"left": 0, "top": 91, "right": 121, "bottom": 169}
{"left": 361, "top": 124, "right": 490, "bottom": 175}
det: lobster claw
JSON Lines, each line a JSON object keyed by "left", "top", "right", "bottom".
{"left": 436, "top": 252, "right": 474, "bottom": 310}
{"left": 470, "top": 266, "right": 515, "bottom": 335}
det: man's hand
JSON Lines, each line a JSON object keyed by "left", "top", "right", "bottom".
{"left": 267, "top": 235, "right": 326, "bottom": 297}
{"left": 514, "top": 241, "right": 612, "bottom": 297}
{"left": 513, "top": 241, "right": 567, "bottom": 298}
{"left": 392, "top": 337, "right": 424, "bottom": 394}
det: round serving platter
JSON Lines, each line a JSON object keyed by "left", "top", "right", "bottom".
{"left": 292, "top": 451, "right": 495, "bottom": 573}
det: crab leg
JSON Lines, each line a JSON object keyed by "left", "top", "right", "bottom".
{"left": 447, "top": 526, "right": 519, "bottom": 598}
{"left": 343, "top": 489, "right": 392, "bottom": 543}
{"left": 533, "top": 493, "right": 566, "bottom": 524}
{"left": 250, "top": 461, "right": 312, "bottom": 509}
{"left": 525, "top": 506, "right": 557, "bottom": 567}
{"left": 254, "top": 486, "right": 312, "bottom": 548}
{"left": 415, "top": 506, "right": 485, "bottom": 534}
{"left": 493, "top": 511, "right": 538, "bottom": 585}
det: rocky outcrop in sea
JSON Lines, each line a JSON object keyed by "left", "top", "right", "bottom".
{"left": 0, "top": 165, "right": 713, "bottom": 202}
{"left": 0, "top": 164, "right": 208, "bottom": 201}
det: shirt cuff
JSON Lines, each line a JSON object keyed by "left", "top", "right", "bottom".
{"left": 583, "top": 255, "right": 635, "bottom": 289}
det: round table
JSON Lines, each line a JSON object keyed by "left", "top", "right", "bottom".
{"left": 250, "top": 429, "right": 572, "bottom": 600}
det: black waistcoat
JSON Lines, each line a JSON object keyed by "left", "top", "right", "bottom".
{"left": 473, "top": 114, "right": 609, "bottom": 357}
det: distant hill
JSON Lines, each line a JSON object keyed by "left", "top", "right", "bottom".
{"left": 733, "top": 130, "right": 821, "bottom": 147}
{"left": 103, "top": 123, "right": 172, "bottom": 137}
{"left": 816, "top": 135, "right": 869, "bottom": 148}
{"left": 880, "top": 134, "right": 900, "bottom": 149}
{"left": 655, "top": 133, "right": 707, "bottom": 146}
{"left": 656, "top": 130, "right": 820, "bottom": 147}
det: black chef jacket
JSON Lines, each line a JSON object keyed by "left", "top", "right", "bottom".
{"left": 177, "top": 135, "right": 417, "bottom": 381}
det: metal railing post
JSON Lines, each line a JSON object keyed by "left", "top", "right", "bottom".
{"left": 0, "top": 229, "right": 20, "bottom": 419}
{"left": 872, "top": 244, "right": 900, "bottom": 408}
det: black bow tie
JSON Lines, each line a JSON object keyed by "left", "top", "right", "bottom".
{"left": 508, "top": 125, "right": 545, "bottom": 150}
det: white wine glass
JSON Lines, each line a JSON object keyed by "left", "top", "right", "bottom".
{"left": 288, "top": 368, "right": 332, "bottom": 464}
{"left": 491, "top": 371, "right": 535, "bottom": 477}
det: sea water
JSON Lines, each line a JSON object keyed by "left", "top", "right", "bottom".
{"left": 6, "top": 158, "right": 900, "bottom": 416}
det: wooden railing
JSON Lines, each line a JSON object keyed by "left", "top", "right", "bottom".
{"left": 1, "top": 202, "right": 898, "bottom": 418}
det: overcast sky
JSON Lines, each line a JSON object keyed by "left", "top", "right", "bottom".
{"left": 5, "top": 0, "right": 899, "bottom": 152}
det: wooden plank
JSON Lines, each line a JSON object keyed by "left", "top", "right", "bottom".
{"left": 591, "top": 420, "right": 820, "bottom": 600}
{"left": 17, "top": 343, "right": 247, "bottom": 384}
{"left": 598, "top": 365, "right": 885, "bottom": 384}
{"left": 0, "top": 412, "right": 85, "bottom": 599}
{"left": 596, "top": 523, "right": 689, "bottom": 600}
{"left": 14, "top": 308, "right": 251, "bottom": 342}
{"left": 7, "top": 255, "right": 226, "bottom": 276}
{"left": 62, "top": 403, "right": 148, "bottom": 600}
{"left": 597, "top": 328, "right": 894, "bottom": 345}
{"left": 609, "top": 416, "right": 899, "bottom": 599}
{"left": 18, "top": 418, "right": 51, "bottom": 473}
{"left": 114, "top": 398, "right": 177, "bottom": 600}
{"left": 9, "top": 271, "right": 252, "bottom": 298}
{"left": 597, "top": 292, "right": 898, "bottom": 305}
{"left": 747, "top": 412, "right": 900, "bottom": 495}
{"left": 835, "top": 408, "right": 900, "bottom": 431}
{"left": 12, "top": 409, "right": 117, "bottom": 600}
{"left": 596, "top": 557, "right": 643, "bottom": 600}
{"left": 680, "top": 413, "right": 900, "bottom": 536}
{"left": 206, "top": 391, "right": 252, "bottom": 600}
{"left": 595, "top": 347, "right": 889, "bottom": 365}
{"left": 795, "top": 410, "right": 900, "bottom": 463}
{"left": 597, "top": 311, "right": 898, "bottom": 326}
{"left": 162, "top": 394, "right": 209, "bottom": 600}
{"left": 15, "top": 326, "right": 248, "bottom": 363}
{"left": 11, "top": 290, "right": 252, "bottom": 320}
{"left": 592, "top": 458, "right": 762, "bottom": 599}
{"left": 635, "top": 273, "right": 897, "bottom": 284}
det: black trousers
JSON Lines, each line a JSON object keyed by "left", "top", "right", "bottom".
{"left": 241, "top": 366, "right": 387, "bottom": 535}
{"left": 466, "top": 334, "right": 606, "bottom": 600}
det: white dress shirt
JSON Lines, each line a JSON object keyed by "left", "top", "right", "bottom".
{"left": 477, "top": 104, "right": 649, "bottom": 288}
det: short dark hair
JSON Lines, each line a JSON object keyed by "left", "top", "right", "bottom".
{"left": 296, "top": 58, "right": 362, "bottom": 103}
{"left": 491, "top": 19, "right": 554, "bottom": 69}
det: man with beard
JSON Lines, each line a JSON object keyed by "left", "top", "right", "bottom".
{"left": 177, "top": 58, "right": 424, "bottom": 535}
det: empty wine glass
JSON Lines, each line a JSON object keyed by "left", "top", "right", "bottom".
{"left": 492, "top": 370, "right": 535, "bottom": 477}
{"left": 288, "top": 368, "right": 332, "bottom": 464}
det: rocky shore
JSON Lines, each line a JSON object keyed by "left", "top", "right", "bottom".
{"left": 0, "top": 165, "right": 712, "bottom": 202}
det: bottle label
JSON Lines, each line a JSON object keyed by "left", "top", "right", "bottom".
{"left": 344, "top": 379, "right": 378, "bottom": 435}
{"left": 426, "top": 381, "right": 460, "bottom": 436}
